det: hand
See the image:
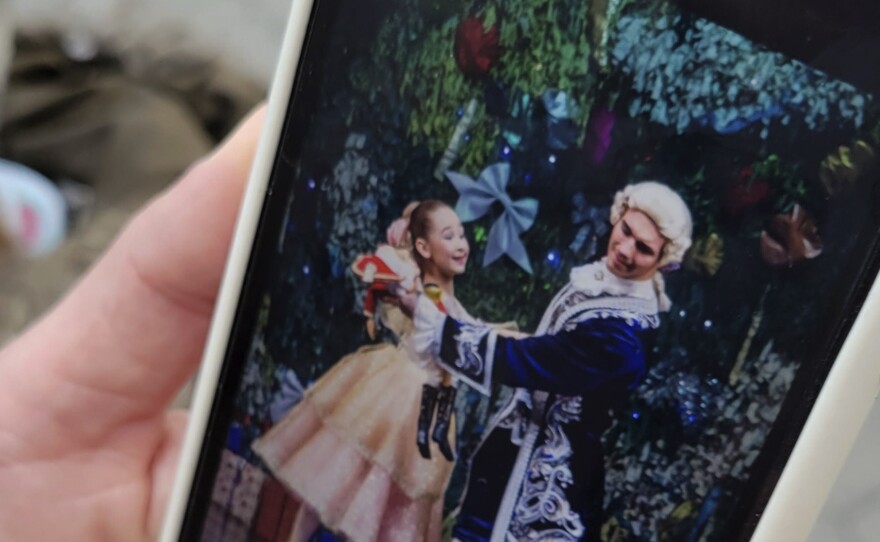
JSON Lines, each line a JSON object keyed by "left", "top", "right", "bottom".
{"left": 496, "top": 328, "right": 529, "bottom": 340}
{"left": 365, "top": 318, "right": 378, "bottom": 341}
{"left": 389, "top": 278, "right": 422, "bottom": 316}
{"left": 0, "top": 105, "right": 266, "bottom": 541}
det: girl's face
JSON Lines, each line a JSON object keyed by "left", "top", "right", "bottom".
{"left": 415, "top": 206, "right": 470, "bottom": 277}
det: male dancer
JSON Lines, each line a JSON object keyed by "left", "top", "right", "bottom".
{"left": 412, "top": 181, "right": 693, "bottom": 541}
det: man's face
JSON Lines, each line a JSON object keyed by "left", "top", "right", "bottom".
{"left": 606, "top": 209, "right": 667, "bottom": 280}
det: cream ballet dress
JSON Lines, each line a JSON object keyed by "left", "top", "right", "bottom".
{"left": 253, "top": 290, "right": 474, "bottom": 542}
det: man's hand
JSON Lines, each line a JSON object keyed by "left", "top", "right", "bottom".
{"left": 0, "top": 105, "right": 265, "bottom": 541}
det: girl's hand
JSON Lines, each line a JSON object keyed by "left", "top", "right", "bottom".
{"left": 390, "top": 278, "right": 422, "bottom": 316}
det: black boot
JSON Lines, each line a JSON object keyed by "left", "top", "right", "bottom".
{"left": 432, "top": 385, "right": 457, "bottom": 461}
{"left": 417, "top": 384, "right": 438, "bottom": 459}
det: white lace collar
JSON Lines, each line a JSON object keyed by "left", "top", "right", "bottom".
{"left": 568, "top": 259, "right": 657, "bottom": 302}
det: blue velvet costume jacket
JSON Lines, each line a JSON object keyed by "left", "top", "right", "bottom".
{"left": 417, "top": 261, "right": 661, "bottom": 542}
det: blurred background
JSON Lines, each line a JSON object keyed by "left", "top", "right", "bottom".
{"left": 0, "top": 0, "right": 875, "bottom": 539}
{"left": 0, "top": 0, "right": 291, "bottom": 342}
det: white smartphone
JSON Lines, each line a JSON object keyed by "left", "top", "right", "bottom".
{"left": 160, "top": 1, "right": 880, "bottom": 541}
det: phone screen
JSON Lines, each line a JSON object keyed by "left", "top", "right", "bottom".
{"left": 180, "top": 1, "right": 880, "bottom": 541}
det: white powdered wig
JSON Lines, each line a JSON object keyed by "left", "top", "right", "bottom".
{"left": 611, "top": 181, "right": 693, "bottom": 266}
{"left": 610, "top": 181, "right": 693, "bottom": 312}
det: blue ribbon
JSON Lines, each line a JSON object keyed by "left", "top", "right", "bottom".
{"left": 446, "top": 163, "right": 539, "bottom": 274}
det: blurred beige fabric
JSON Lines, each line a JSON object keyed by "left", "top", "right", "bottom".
{"left": 0, "top": 1, "right": 12, "bottom": 110}
{"left": 0, "top": 34, "right": 262, "bottom": 346}
{"left": 7, "top": 0, "right": 290, "bottom": 85}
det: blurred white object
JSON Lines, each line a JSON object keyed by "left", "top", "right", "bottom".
{"left": 0, "top": 158, "right": 67, "bottom": 256}
{"left": 7, "top": 0, "right": 290, "bottom": 85}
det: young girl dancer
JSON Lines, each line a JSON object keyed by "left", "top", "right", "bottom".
{"left": 253, "top": 200, "right": 473, "bottom": 542}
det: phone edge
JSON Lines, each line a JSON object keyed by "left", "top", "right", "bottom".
{"left": 752, "top": 268, "right": 880, "bottom": 541}
{"left": 156, "top": 1, "right": 315, "bottom": 539}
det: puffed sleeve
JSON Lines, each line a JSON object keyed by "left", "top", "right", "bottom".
{"left": 412, "top": 295, "right": 497, "bottom": 394}
{"left": 433, "top": 312, "right": 647, "bottom": 396}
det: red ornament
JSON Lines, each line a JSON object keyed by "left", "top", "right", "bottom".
{"left": 724, "top": 166, "right": 771, "bottom": 218}
{"left": 454, "top": 17, "right": 500, "bottom": 77}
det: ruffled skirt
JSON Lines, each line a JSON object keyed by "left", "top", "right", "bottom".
{"left": 252, "top": 343, "right": 454, "bottom": 542}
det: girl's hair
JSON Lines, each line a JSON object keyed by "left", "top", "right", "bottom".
{"left": 407, "top": 199, "right": 451, "bottom": 273}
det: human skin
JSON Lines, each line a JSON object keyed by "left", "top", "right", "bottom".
{"left": 0, "top": 106, "right": 266, "bottom": 541}
{"left": 413, "top": 205, "right": 470, "bottom": 298}
{"left": 606, "top": 208, "right": 666, "bottom": 281}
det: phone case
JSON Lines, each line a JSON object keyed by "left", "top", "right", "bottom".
{"left": 160, "top": 1, "right": 880, "bottom": 541}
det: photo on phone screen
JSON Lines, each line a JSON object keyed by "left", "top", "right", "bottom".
{"left": 181, "top": 0, "right": 880, "bottom": 541}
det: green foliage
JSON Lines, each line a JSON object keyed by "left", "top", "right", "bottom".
{"left": 751, "top": 154, "right": 807, "bottom": 212}
{"left": 398, "top": 16, "right": 497, "bottom": 172}
{"left": 677, "top": 167, "right": 720, "bottom": 235}
{"left": 493, "top": 0, "right": 593, "bottom": 126}
{"left": 362, "top": 0, "right": 597, "bottom": 177}
{"left": 457, "top": 220, "right": 569, "bottom": 332}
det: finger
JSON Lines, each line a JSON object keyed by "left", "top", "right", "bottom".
{"left": 0, "top": 105, "right": 266, "bottom": 446}
{"left": 147, "top": 410, "right": 189, "bottom": 537}
{"left": 122, "top": 103, "right": 267, "bottom": 314}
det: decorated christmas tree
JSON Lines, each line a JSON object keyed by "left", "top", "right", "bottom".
{"left": 230, "top": 0, "right": 878, "bottom": 539}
